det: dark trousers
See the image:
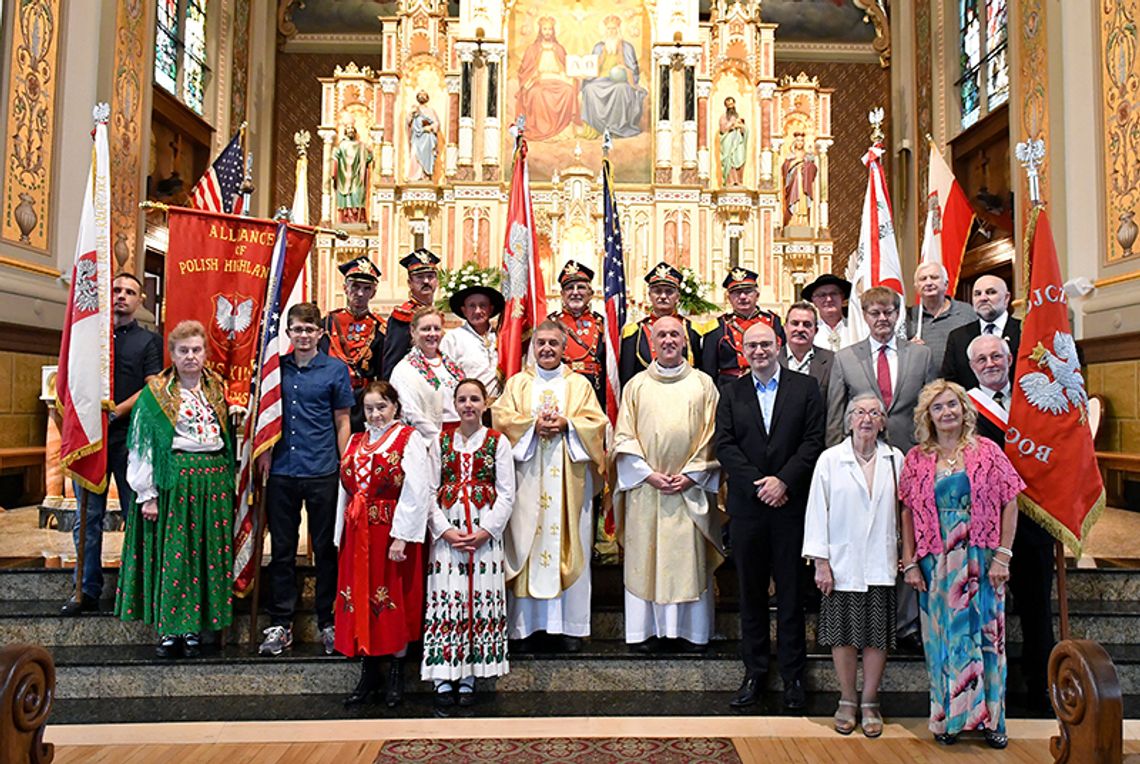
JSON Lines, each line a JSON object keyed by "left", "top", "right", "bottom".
{"left": 71, "top": 444, "right": 130, "bottom": 599}
{"left": 266, "top": 473, "right": 339, "bottom": 629}
{"left": 732, "top": 511, "right": 807, "bottom": 683}
{"left": 1009, "top": 520, "right": 1056, "bottom": 698}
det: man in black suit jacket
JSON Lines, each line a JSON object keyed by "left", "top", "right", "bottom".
{"left": 776, "top": 300, "right": 833, "bottom": 402}
{"left": 715, "top": 322, "right": 826, "bottom": 711}
{"left": 942, "top": 274, "right": 1021, "bottom": 388}
{"left": 964, "top": 333, "right": 1055, "bottom": 713}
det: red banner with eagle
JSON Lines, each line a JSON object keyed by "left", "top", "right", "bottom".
{"left": 164, "top": 208, "right": 314, "bottom": 409}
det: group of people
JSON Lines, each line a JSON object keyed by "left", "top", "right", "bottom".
{"left": 62, "top": 251, "right": 1052, "bottom": 748}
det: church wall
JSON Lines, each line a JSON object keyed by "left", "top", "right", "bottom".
{"left": 773, "top": 59, "right": 890, "bottom": 275}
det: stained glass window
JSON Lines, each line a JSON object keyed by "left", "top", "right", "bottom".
{"left": 957, "top": 0, "right": 1008, "bottom": 130}
{"left": 153, "top": 0, "right": 211, "bottom": 116}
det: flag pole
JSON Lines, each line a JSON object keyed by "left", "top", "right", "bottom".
{"left": 74, "top": 491, "right": 88, "bottom": 604}
{"left": 1016, "top": 136, "right": 1069, "bottom": 639}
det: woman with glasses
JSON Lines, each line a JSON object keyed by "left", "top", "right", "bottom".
{"left": 803, "top": 394, "right": 903, "bottom": 737}
{"left": 899, "top": 380, "right": 1023, "bottom": 749}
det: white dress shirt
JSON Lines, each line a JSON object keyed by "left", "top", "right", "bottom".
{"left": 979, "top": 311, "right": 1010, "bottom": 338}
{"left": 815, "top": 317, "right": 848, "bottom": 352}
{"left": 440, "top": 322, "right": 500, "bottom": 398}
{"left": 867, "top": 335, "right": 898, "bottom": 395}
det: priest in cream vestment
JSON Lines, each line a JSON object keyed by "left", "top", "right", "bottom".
{"left": 613, "top": 316, "right": 723, "bottom": 648}
{"left": 492, "top": 321, "right": 607, "bottom": 646}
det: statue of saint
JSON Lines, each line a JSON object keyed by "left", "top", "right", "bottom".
{"left": 718, "top": 97, "right": 747, "bottom": 187}
{"left": 407, "top": 91, "right": 440, "bottom": 182}
{"left": 580, "top": 15, "right": 647, "bottom": 139}
{"left": 516, "top": 17, "right": 578, "bottom": 141}
{"left": 332, "top": 125, "right": 372, "bottom": 225}
{"left": 781, "top": 131, "right": 817, "bottom": 227}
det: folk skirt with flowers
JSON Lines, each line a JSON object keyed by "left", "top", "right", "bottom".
{"left": 115, "top": 450, "right": 234, "bottom": 635}
{"left": 917, "top": 470, "right": 1007, "bottom": 736}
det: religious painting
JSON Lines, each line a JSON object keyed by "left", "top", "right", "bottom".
{"left": 506, "top": 0, "right": 652, "bottom": 183}
{"left": 757, "top": 0, "right": 876, "bottom": 44}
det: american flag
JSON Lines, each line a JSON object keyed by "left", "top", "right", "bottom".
{"left": 190, "top": 132, "right": 245, "bottom": 214}
{"left": 232, "top": 221, "right": 288, "bottom": 594}
{"left": 602, "top": 156, "right": 626, "bottom": 425}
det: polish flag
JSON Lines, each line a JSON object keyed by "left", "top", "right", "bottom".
{"left": 920, "top": 141, "right": 975, "bottom": 296}
{"left": 57, "top": 104, "right": 114, "bottom": 491}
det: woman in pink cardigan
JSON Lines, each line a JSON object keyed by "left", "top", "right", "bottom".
{"left": 899, "top": 380, "right": 1023, "bottom": 750}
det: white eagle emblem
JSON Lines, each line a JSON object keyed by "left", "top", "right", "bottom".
{"left": 1019, "top": 330, "right": 1089, "bottom": 423}
{"left": 73, "top": 259, "right": 99, "bottom": 313}
{"left": 214, "top": 294, "right": 255, "bottom": 341}
{"left": 502, "top": 221, "right": 530, "bottom": 301}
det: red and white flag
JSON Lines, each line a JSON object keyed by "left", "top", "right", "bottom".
{"left": 1006, "top": 208, "right": 1105, "bottom": 555}
{"left": 498, "top": 124, "right": 546, "bottom": 380}
{"left": 847, "top": 125, "right": 905, "bottom": 344}
{"left": 920, "top": 141, "right": 974, "bottom": 297}
{"left": 57, "top": 104, "right": 114, "bottom": 492}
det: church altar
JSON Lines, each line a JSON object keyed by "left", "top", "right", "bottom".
{"left": 305, "top": 0, "right": 836, "bottom": 320}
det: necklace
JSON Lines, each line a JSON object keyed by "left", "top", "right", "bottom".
{"left": 936, "top": 444, "right": 961, "bottom": 477}
{"left": 853, "top": 446, "right": 876, "bottom": 465}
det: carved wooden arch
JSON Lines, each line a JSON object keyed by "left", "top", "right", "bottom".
{"left": 1049, "top": 639, "right": 1122, "bottom": 763}
{"left": 852, "top": 0, "right": 891, "bottom": 68}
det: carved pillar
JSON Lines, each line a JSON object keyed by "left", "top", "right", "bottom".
{"left": 379, "top": 76, "right": 398, "bottom": 181}
{"left": 109, "top": 0, "right": 154, "bottom": 275}
{"left": 457, "top": 44, "right": 476, "bottom": 171}
{"left": 758, "top": 82, "right": 776, "bottom": 184}
{"left": 483, "top": 44, "right": 505, "bottom": 178}
{"left": 318, "top": 129, "right": 337, "bottom": 225}
{"left": 653, "top": 51, "right": 673, "bottom": 183}
{"left": 815, "top": 139, "right": 832, "bottom": 231}
{"left": 696, "top": 79, "right": 711, "bottom": 183}
{"left": 681, "top": 62, "right": 698, "bottom": 170}
{"left": 446, "top": 75, "right": 460, "bottom": 176}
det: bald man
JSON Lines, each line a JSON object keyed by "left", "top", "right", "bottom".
{"left": 941, "top": 274, "right": 1022, "bottom": 388}
{"left": 715, "top": 322, "right": 825, "bottom": 710}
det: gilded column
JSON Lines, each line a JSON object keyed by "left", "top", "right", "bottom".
{"left": 446, "top": 75, "right": 460, "bottom": 176}
{"left": 696, "top": 79, "right": 711, "bottom": 184}
{"left": 2, "top": 0, "right": 63, "bottom": 253}
{"left": 1100, "top": 0, "right": 1140, "bottom": 264}
{"left": 379, "top": 75, "right": 399, "bottom": 181}
{"left": 758, "top": 82, "right": 776, "bottom": 184}
{"left": 482, "top": 43, "right": 505, "bottom": 179}
{"left": 1010, "top": 0, "right": 1051, "bottom": 263}
{"left": 109, "top": 0, "right": 152, "bottom": 275}
{"left": 318, "top": 129, "right": 337, "bottom": 225}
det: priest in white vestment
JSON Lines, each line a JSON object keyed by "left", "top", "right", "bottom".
{"left": 492, "top": 321, "right": 608, "bottom": 650}
{"left": 613, "top": 316, "right": 723, "bottom": 650}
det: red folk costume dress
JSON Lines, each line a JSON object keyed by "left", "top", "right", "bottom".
{"left": 333, "top": 421, "right": 432, "bottom": 657}
{"left": 421, "top": 426, "right": 516, "bottom": 682}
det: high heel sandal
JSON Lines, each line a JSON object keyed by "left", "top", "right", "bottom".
{"left": 833, "top": 699, "right": 858, "bottom": 735}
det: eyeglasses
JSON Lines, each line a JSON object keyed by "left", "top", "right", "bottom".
{"left": 850, "top": 409, "right": 883, "bottom": 420}
{"left": 743, "top": 341, "right": 776, "bottom": 351}
{"left": 287, "top": 326, "right": 321, "bottom": 335}
{"left": 863, "top": 308, "right": 898, "bottom": 319}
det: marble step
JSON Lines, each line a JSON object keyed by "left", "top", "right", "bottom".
{"left": 5, "top": 562, "right": 1139, "bottom": 602}
{"left": 46, "top": 640, "right": 1140, "bottom": 700}
{"left": 5, "top": 596, "right": 1138, "bottom": 647}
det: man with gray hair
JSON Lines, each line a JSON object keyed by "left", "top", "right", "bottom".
{"left": 906, "top": 261, "right": 975, "bottom": 370}
{"left": 965, "top": 332, "right": 1055, "bottom": 713}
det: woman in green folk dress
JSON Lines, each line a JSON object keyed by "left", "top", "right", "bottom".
{"left": 115, "top": 320, "right": 234, "bottom": 658}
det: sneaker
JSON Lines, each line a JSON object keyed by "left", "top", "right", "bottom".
{"left": 320, "top": 625, "right": 335, "bottom": 655}
{"left": 258, "top": 625, "right": 293, "bottom": 657}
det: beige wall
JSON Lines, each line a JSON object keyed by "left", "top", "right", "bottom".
{"left": 0, "top": 351, "right": 53, "bottom": 449}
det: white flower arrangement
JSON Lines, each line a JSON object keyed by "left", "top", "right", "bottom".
{"left": 435, "top": 264, "right": 501, "bottom": 310}
{"left": 677, "top": 267, "right": 719, "bottom": 315}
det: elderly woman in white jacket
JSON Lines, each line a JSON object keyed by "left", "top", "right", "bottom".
{"left": 803, "top": 393, "right": 903, "bottom": 739}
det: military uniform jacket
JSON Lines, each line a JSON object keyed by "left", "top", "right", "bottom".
{"left": 701, "top": 310, "right": 785, "bottom": 389}
{"left": 380, "top": 299, "right": 420, "bottom": 380}
{"left": 320, "top": 308, "right": 386, "bottom": 391}
{"left": 550, "top": 308, "right": 606, "bottom": 404}
{"left": 618, "top": 314, "right": 704, "bottom": 387}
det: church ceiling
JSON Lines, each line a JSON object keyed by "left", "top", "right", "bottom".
{"left": 284, "top": 0, "right": 879, "bottom": 45}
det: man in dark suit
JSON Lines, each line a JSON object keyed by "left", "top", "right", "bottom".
{"left": 964, "top": 333, "right": 1055, "bottom": 713}
{"left": 702, "top": 267, "right": 784, "bottom": 388}
{"left": 715, "top": 322, "right": 825, "bottom": 711}
{"left": 941, "top": 274, "right": 1021, "bottom": 388}
{"left": 777, "top": 300, "right": 833, "bottom": 402}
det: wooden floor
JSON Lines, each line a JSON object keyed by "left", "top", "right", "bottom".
{"left": 44, "top": 717, "right": 1140, "bottom": 763}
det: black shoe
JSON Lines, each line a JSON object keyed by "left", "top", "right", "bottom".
{"left": 783, "top": 679, "right": 806, "bottom": 710}
{"left": 344, "top": 658, "right": 383, "bottom": 707}
{"left": 630, "top": 637, "right": 658, "bottom": 654}
{"left": 182, "top": 633, "right": 201, "bottom": 658}
{"left": 384, "top": 658, "right": 405, "bottom": 708}
{"left": 933, "top": 733, "right": 957, "bottom": 746}
{"left": 984, "top": 730, "right": 1008, "bottom": 749}
{"left": 155, "top": 635, "right": 181, "bottom": 659}
{"left": 457, "top": 689, "right": 476, "bottom": 707}
{"left": 434, "top": 684, "right": 456, "bottom": 710}
{"left": 60, "top": 594, "right": 99, "bottom": 616}
{"left": 730, "top": 672, "right": 764, "bottom": 708}
{"left": 674, "top": 638, "right": 707, "bottom": 654}
{"left": 560, "top": 636, "right": 583, "bottom": 653}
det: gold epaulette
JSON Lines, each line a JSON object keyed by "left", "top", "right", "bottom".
{"left": 621, "top": 322, "right": 640, "bottom": 339}
{"left": 694, "top": 318, "right": 720, "bottom": 336}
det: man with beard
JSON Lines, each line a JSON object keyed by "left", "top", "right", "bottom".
{"left": 702, "top": 267, "right": 783, "bottom": 389}
{"left": 719, "top": 97, "right": 747, "bottom": 187}
{"left": 516, "top": 17, "right": 578, "bottom": 141}
{"left": 619, "top": 262, "right": 704, "bottom": 386}
{"left": 321, "top": 256, "right": 385, "bottom": 431}
{"left": 580, "top": 15, "right": 648, "bottom": 138}
{"left": 548, "top": 260, "right": 605, "bottom": 404}
{"left": 941, "top": 274, "right": 1022, "bottom": 388}
{"left": 381, "top": 248, "right": 440, "bottom": 379}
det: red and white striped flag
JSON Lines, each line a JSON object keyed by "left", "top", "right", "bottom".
{"left": 57, "top": 104, "right": 114, "bottom": 491}
{"left": 920, "top": 140, "right": 974, "bottom": 297}
{"left": 189, "top": 131, "right": 245, "bottom": 214}
{"left": 278, "top": 144, "right": 310, "bottom": 357}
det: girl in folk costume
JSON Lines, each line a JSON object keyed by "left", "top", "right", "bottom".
{"left": 389, "top": 306, "right": 463, "bottom": 458}
{"left": 421, "top": 379, "right": 516, "bottom": 709}
{"left": 115, "top": 321, "right": 234, "bottom": 658}
{"left": 335, "top": 381, "right": 432, "bottom": 708}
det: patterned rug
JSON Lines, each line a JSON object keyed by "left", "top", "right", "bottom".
{"left": 373, "top": 737, "right": 742, "bottom": 763}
